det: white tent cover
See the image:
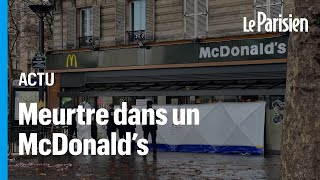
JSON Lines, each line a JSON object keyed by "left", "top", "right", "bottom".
{"left": 97, "top": 102, "right": 266, "bottom": 155}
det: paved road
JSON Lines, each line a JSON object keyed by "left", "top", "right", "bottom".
{"left": 9, "top": 152, "right": 280, "bottom": 179}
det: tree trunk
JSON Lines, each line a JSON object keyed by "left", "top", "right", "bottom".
{"left": 281, "top": 0, "right": 320, "bottom": 179}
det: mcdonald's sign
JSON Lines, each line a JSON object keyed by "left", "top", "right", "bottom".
{"left": 66, "top": 54, "right": 78, "bottom": 68}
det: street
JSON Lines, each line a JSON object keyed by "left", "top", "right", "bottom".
{"left": 9, "top": 152, "right": 280, "bottom": 179}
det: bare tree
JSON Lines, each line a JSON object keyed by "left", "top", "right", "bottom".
{"left": 8, "top": 0, "right": 20, "bottom": 80}
{"left": 281, "top": 0, "right": 320, "bottom": 179}
{"left": 8, "top": 0, "right": 53, "bottom": 79}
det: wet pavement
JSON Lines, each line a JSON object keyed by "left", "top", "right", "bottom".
{"left": 9, "top": 152, "right": 280, "bottom": 179}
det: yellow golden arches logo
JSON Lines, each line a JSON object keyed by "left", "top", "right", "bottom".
{"left": 66, "top": 54, "right": 78, "bottom": 67}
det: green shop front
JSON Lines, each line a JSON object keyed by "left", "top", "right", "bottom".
{"left": 47, "top": 35, "right": 288, "bottom": 154}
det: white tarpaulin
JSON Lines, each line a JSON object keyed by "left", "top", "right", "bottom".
{"left": 97, "top": 102, "right": 266, "bottom": 155}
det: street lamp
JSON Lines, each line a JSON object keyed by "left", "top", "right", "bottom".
{"left": 29, "top": 5, "right": 53, "bottom": 55}
{"left": 29, "top": 4, "right": 53, "bottom": 162}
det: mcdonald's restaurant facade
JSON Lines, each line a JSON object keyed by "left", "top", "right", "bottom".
{"left": 47, "top": 0, "right": 294, "bottom": 154}
{"left": 46, "top": 34, "right": 288, "bottom": 154}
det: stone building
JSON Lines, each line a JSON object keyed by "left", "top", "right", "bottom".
{"left": 46, "top": 0, "right": 293, "bottom": 154}
{"left": 51, "top": 0, "right": 292, "bottom": 49}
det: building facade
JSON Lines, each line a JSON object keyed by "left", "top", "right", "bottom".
{"left": 47, "top": 0, "right": 293, "bottom": 153}
{"left": 51, "top": 0, "right": 292, "bottom": 49}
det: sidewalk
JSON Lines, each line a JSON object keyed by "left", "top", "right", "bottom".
{"left": 9, "top": 152, "right": 280, "bottom": 179}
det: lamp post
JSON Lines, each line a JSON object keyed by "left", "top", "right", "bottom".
{"left": 29, "top": 4, "right": 53, "bottom": 162}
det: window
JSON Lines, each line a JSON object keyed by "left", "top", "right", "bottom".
{"left": 254, "top": 0, "right": 283, "bottom": 20}
{"left": 79, "top": 8, "right": 93, "bottom": 47}
{"left": 130, "top": 0, "right": 146, "bottom": 31}
{"left": 80, "top": 8, "right": 93, "bottom": 37}
{"left": 127, "top": 0, "right": 146, "bottom": 43}
{"left": 184, "top": 0, "right": 208, "bottom": 38}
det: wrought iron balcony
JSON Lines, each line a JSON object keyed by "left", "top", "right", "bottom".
{"left": 79, "top": 36, "right": 93, "bottom": 48}
{"left": 127, "top": 30, "right": 145, "bottom": 43}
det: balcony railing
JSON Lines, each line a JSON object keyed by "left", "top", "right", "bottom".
{"left": 79, "top": 36, "right": 93, "bottom": 48}
{"left": 127, "top": 30, "right": 145, "bottom": 43}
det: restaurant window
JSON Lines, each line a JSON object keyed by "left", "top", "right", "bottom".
{"left": 113, "top": 97, "right": 136, "bottom": 106}
{"left": 79, "top": 8, "right": 93, "bottom": 47}
{"left": 113, "top": 96, "right": 158, "bottom": 106}
{"left": 191, "top": 96, "right": 213, "bottom": 104}
{"left": 167, "top": 96, "right": 190, "bottom": 105}
{"left": 75, "top": 97, "right": 97, "bottom": 109}
{"left": 239, "top": 96, "right": 259, "bottom": 102}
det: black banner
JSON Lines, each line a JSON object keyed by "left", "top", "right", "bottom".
{"left": 46, "top": 36, "right": 288, "bottom": 70}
